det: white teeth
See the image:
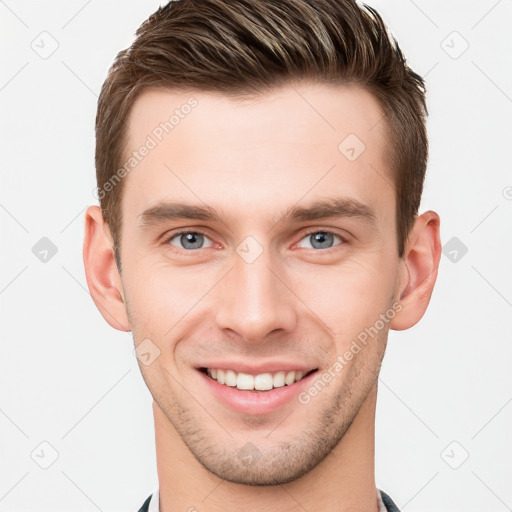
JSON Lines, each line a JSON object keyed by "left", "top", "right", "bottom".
{"left": 225, "top": 369, "right": 237, "bottom": 387}
{"left": 205, "top": 368, "right": 312, "bottom": 390}
{"left": 237, "top": 372, "right": 254, "bottom": 390}
{"left": 254, "top": 373, "right": 273, "bottom": 391}
{"left": 273, "top": 371, "right": 285, "bottom": 388}
{"left": 284, "top": 371, "right": 296, "bottom": 386}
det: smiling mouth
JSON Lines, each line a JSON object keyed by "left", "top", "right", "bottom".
{"left": 199, "top": 367, "right": 318, "bottom": 392}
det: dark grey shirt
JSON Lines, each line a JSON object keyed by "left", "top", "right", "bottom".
{"left": 137, "top": 488, "right": 401, "bottom": 511}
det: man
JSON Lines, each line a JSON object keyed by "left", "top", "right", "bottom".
{"left": 83, "top": 0, "right": 441, "bottom": 510}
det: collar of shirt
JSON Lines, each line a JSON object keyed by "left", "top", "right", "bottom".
{"left": 145, "top": 487, "right": 394, "bottom": 512}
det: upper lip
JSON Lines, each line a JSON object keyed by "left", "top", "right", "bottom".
{"left": 196, "top": 360, "right": 319, "bottom": 375}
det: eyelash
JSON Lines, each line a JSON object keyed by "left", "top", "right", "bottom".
{"left": 297, "top": 228, "right": 347, "bottom": 250}
{"left": 163, "top": 228, "right": 347, "bottom": 252}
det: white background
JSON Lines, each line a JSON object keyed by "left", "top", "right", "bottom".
{"left": 1, "top": 1, "right": 511, "bottom": 511}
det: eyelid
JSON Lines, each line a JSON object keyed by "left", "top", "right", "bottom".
{"left": 293, "top": 228, "right": 348, "bottom": 250}
{"left": 161, "top": 226, "right": 349, "bottom": 252}
{"left": 163, "top": 228, "right": 216, "bottom": 250}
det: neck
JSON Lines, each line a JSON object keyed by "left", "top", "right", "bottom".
{"left": 154, "top": 384, "right": 379, "bottom": 512}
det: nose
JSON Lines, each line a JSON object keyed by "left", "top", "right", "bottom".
{"left": 214, "top": 241, "right": 298, "bottom": 344}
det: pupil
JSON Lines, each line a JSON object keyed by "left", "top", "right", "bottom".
{"left": 182, "top": 232, "right": 203, "bottom": 249}
{"left": 311, "top": 232, "right": 333, "bottom": 249}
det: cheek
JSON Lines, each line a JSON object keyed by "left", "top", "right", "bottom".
{"left": 294, "top": 258, "right": 396, "bottom": 326}
{"left": 124, "top": 263, "right": 215, "bottom": 336}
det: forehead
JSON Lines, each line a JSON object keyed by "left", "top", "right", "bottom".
{"left": 121, "top": 82, "right": 394, "bottom": 229}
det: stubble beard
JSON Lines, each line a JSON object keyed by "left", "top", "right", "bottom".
{"left": 148, "top": 334, "right": 387, "bottom": 486}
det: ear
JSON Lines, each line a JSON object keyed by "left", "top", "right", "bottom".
{"left": 83, "top": 205, "right": 131, "bottom": 331}
{"left": 390, "top": 210, "right": 441, "bottom": 331}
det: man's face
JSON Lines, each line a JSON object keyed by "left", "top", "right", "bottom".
{"left": 118, "top": 83, "right": 402, "bottom": 484}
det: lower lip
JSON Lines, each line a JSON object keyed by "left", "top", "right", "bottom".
{"left": 197, "top": 369, "right": 318, "bottom": 415}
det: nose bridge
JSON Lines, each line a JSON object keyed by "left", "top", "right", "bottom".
{"left": 214, "top": 239, "right": 297, "bottom": 342}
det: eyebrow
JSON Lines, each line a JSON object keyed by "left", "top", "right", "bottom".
{"left": 137, "top": 197, "right": 377, "bottom": 229}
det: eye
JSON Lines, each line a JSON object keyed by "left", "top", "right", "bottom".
{"left": 296, "top": 230, "right": 345, "bottom": 250}
{"left": 167, "top": 230, "right": 214, "bottom": 250}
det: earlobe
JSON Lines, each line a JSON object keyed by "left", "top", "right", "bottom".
{"left": 390, "top": 211, "right": 441, "bottom": 331}
{"left": 83, "top": 205, "right": 131, "bottom": 332}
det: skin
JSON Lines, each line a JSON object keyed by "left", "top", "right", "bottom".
{"left": 83, "top": 82, "right": 441, "bottom": 512}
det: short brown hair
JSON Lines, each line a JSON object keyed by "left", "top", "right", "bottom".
{"left": 95, "top": 0, "right": 428, "bottom": 269}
